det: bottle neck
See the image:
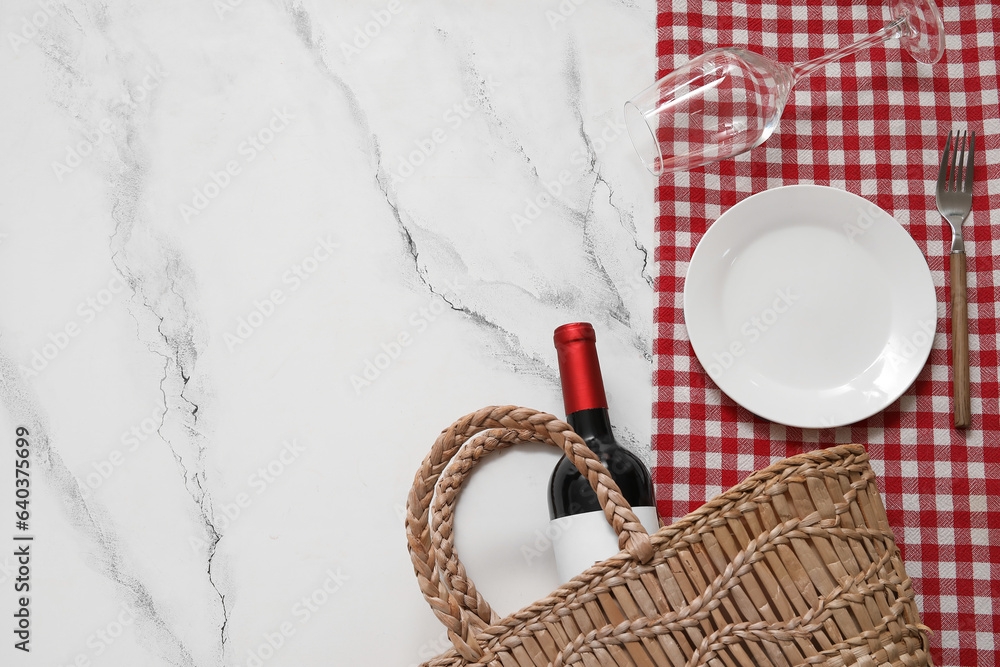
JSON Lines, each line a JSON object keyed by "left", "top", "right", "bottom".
{"left": 566, "top": 407, "right": 615, "bottom": 452}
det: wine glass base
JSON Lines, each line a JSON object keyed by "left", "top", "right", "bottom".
{"left": 894, "top": 0, "right": 945, "bottom": 64}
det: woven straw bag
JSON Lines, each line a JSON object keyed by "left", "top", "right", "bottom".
{"left": 406, "top": 406, "right": 931, "bottom": 667}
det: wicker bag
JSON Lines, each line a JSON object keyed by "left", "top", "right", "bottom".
{"left": 406, "top": 406, "right": 931, "bottom": 667}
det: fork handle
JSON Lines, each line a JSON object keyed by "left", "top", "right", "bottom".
{"left": 950, "top": 251, "right": 971, "bottom": 428}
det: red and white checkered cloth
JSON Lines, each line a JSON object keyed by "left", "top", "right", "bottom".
{"left": 651, "top": 2, "right": 1000, "bottom": 665}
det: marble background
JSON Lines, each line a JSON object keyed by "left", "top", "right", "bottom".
{"left": 0, "top": 0, "right": 656, "bottom": 665}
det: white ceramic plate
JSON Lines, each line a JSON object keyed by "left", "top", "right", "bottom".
{"left": 684, "top": 184, "right": 937, "bottom": 428}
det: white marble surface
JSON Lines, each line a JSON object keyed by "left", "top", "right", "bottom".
{"left": 0, "top": 1, "right": 656, "bottom": 664}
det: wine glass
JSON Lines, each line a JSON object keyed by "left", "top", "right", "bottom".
{"left": 625, "top": 0, "right": 945, "bottom": 175}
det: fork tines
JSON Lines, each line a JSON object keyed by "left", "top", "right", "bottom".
{"left": 938, "top": 129, "right": 976, "bottom": 194}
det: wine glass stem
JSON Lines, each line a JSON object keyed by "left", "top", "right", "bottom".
{"left": 791, "top": 15, "right": 908, "bottom": 82}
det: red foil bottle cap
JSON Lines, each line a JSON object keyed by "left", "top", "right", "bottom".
{"left": 553, "top": 322, "right": 608, "bottom": 414}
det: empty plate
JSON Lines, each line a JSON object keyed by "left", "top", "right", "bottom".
{"left": 684, "top": 184, "right": 937, "bottom": 428}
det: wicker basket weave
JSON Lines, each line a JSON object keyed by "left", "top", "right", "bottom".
{"left": 406, "top": 406, "right": 931, "bottom": 667}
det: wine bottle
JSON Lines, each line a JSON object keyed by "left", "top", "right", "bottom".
{"left": 547, "top": 322, "right": 659, "bottom": 582}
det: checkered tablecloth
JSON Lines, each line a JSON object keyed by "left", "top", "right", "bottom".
{"left": 651, "top": 2, "right": 1000, "bottom": 665}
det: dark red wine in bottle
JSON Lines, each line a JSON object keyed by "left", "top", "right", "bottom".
{"left": 547, "top": 322, "right": 659, "bottom": 582}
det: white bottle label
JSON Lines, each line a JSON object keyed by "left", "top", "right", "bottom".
{"left": 550, "top": 506, "right": 661, "bottom": 583}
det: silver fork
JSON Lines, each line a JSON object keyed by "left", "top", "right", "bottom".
{"left": 936, "top": 129, "right": 975, "bottom": 429}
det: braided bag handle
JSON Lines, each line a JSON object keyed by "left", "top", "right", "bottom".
{"left": 405, "top": 405, "right": 654, "bottom": 661}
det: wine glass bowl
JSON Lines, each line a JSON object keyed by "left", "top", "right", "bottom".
{"left": 626, "top": 0, "right": 945, "bottom": 175}
{"left": 625, "top": 49, "right": 794, "bottom": 174}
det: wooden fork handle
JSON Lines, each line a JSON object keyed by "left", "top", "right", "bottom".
{"left": 950, "top": 251, "right": 971, "bottom": 428}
